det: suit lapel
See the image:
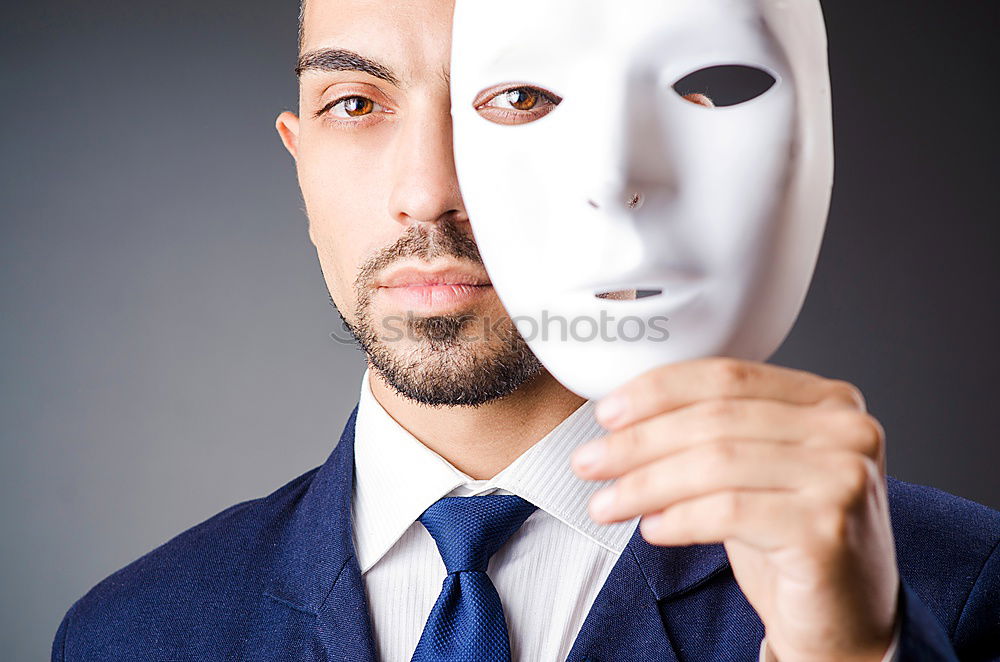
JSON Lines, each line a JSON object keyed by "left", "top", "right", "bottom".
{"left": 246, "top": 406, "right": 379, "bottom": 662}
{"left": 566, "top": 524, "right": 735, "bottom": 662}
{"left": 242, "top": 405, "right": 760, "bottom": 662}
{"left": 634, "top": 535, "right": 765, "bottom": 662}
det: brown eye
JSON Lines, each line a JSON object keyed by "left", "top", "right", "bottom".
{"left": 327, "top": 95, "right": 383, "bottom": 119}
{"left": 505, "top": 88, "right": 539, "bottom": 110}
{"left": 476, "top": 85, "right": 562, "bottom": 125}
{"left": 343, "top": 96, "right": 374, "bottom": 116}
{"left": 485, "top": 87, "right": 546, "bottom": 111}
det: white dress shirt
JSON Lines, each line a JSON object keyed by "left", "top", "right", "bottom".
{"left": 351, "top": 369, "right": 898, "bottom": 662}
{"left": 352, "top": 369, "right": 637, "bottom": 661}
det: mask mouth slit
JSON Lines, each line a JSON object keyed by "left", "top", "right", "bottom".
{"left": 594, "top": 288, "right": 663, "bottom": 300}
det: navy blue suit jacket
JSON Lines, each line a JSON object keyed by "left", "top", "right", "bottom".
{"left": 53, "top": 407, "right": 1000, "bottom": 661}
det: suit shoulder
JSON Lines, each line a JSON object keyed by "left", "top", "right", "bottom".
{"left": 887, "top": 475, "right": 1000, "bottom": 548}
{"left": 886, "top": 476, "right": 1000, "bottom": 629}
{"left": 56, "top": 466, "right": 322, "bottom": 658}
{"left": 95, "top": 465, "right": 321, "bottom": 588}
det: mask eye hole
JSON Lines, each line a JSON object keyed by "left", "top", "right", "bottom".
{"left": 672, "top": 65, "right": 777, "bottom": 108}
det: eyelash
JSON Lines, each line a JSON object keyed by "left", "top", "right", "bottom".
{"left": 475, "top": 86, "right": 562, "bottom": 124}
{"left": 314, "top": 85, "right": 560, "bottom": 128}
{"left": 479, "top": 87, "right": 560, "bottom": 110}
{"left": 314, "top": 94, "right": 392, "bottom": 126}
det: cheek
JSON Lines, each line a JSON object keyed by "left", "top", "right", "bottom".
{"left": 457, "top": 132, "right": 556, "bottom": 253}
{"left": 298, "top": 129, "right": 388, "bottom": 228}
{"left": 463, "top": 178, "right": 560, "bottom": 289}
{"left": 294, "top": 127, "right": 397, "bottom": 309}
{"left": 668, "top": 98, "right": 795, "bottom": 269}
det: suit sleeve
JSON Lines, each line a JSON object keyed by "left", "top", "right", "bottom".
{"left": 897, "top": 537, "right": 1000, "bottom": 662}
{"left": 896, "top": 582, "right": 960, "bottom": 661}
{"left": 759, "top": 626, "right": 899, "bottom": 662}
{"left": 952, "top": 538, "right": 1000, "bottom": 661}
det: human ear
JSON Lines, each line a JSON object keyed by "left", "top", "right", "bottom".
{"left": 275, "top": 111, "right": 301, "bottom": 159}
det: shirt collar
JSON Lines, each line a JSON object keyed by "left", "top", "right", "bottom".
{"left": 352, "top": 368, "right": 639, "bottom": 574}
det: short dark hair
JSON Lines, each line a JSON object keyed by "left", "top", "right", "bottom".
{"left": 298, "top": 0, "right": 306, "bottom": 52}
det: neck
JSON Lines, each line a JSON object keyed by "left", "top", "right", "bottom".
{"left": 367, "top": 367, "right": 586, "bottom": 480}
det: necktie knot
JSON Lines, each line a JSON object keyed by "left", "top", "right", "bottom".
{"left": 411, "top": 494, "right": 537, "bottom": 662}
{"left": 418, "top": 494, "right": 537, "bottom": 574}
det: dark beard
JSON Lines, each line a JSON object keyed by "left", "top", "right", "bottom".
{"left": 337, "top": 218, "right": 543, "bottom": 407}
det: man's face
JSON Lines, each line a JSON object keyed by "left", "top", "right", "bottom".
{"left": 276, "top": 0, "right": 542, "bottom": 406}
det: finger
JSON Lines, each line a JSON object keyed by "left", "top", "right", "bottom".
{"left": 638, "top": 490, "right": 812, "bottom": 550}
{"left": 574, "top": 399, "right": 885, "bottom": 480}
{"left": 588, "top": 439, "right": 827, "bottom": 524}
{"left": 594, "top": 357, "right": 865, "bottom": 430}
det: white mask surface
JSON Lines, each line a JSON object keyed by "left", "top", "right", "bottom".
{"left": 450, "top": 0, "right": 834, "bottom": 400}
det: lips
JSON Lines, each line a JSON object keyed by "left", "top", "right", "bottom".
{"left": 378, "top": 265, "right": 491, "bottom": 289}
{"left": 376, "top": 263, "right": 493, "bottom": 311}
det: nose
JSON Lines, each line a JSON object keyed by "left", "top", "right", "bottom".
{"left": 387, "top": 99, "right": 469, "bottom": 229}
{"left": 583, "top": 105, "right": 642, "bottom": 213}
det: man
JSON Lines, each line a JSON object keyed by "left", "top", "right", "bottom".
{"left": 53, "top": 1, "right": 1000, "bottom": 660}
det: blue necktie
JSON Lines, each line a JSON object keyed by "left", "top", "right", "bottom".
{"left": 410, "top": 494, "right": 538, "bottom": 662}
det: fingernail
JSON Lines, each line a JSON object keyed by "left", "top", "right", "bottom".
{"left": 590, "top": 487, "right": 617, "bottom": 519}
{"left": 595, "top": 394, "right": 626, "bottom": 427}
{"left": 572, "top": 440, "right": 606, "bottom": 471}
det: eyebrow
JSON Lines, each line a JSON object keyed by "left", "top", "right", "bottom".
{"left": 295, "top": 48, "right": 400, "bottom": 86}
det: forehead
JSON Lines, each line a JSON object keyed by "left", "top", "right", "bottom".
{"left": 302, "top": 0, "right": 455, "bottom": 82}
{"left": 456, "top": 0, "right": 762, "bottom": 36}
{"left": 452, "top": 0, "right": 781, "bottom": 78}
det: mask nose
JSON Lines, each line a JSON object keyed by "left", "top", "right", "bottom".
{"left": 576, "top": 66, "right": 678, "bottom": 271}
{"left": 587, "top": 189, "right": 645, "bottom": 212}
{"left": 582, "top": 177, "right": 648, "bottom": 274}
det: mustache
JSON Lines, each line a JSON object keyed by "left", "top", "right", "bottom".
{"left": 355, "top": 218, "right": 483, "bottom": 292}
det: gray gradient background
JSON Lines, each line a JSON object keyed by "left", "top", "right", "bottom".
{"left": 2, "top": 0, "right": 998, "bottom": 658}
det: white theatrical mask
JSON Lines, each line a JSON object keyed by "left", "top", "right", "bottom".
{"left": 450, "top": 0, "right": 834, "bottom": 400}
